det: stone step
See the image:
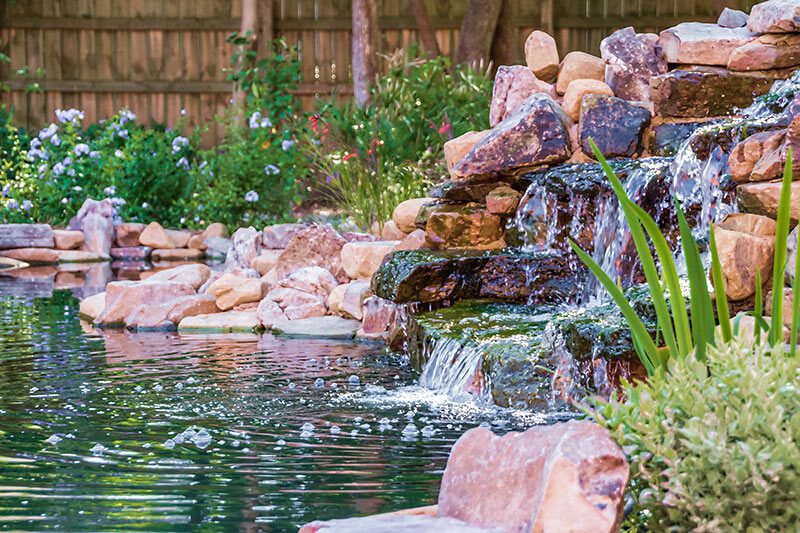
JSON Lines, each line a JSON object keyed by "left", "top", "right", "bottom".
{"left": 0, "top": 224, "right": 54, "bottom": 249}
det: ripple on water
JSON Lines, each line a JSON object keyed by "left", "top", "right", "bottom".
{"left": 0, "top": 290, "right": 546, "bottom": 530}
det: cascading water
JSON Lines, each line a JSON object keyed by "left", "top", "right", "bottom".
{"left": 411, "top": 72, "right": 800, "bottom": 407}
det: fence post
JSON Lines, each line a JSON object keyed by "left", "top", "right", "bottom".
{"left": 258, "top": 0, "right": 274, "bottom": 58}
{"left": 540, "top": 0, "right": 554, "bottom": 34}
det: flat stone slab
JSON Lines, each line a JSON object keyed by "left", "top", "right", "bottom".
{"left": 0, "top": 248, "right": 103, "bottom": 264}
{"left": 110, "top": 246, "right": 152, "bottom": 260}
{"left": 178, "top": 310, "right": 261, "bottom": 333}
{"left": 300, "top": 514, "right": 496, "bottom": 533}
{"left": 0, "top": 224, "right": 54, "bottom": 249}
{"left": 270, "top": 316, "right": 362, "bottom": 339}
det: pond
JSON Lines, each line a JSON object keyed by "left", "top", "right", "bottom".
{"left": 0, "top": 279, "right": 548, "bottom": 531}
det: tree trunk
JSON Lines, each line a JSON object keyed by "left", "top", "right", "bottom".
{"left": 455, "top": 0, "right": 503, "bottom": 67}
{"left": 352, "top": 0, "right": 379, "bottom": 108}
{"left": 490, "top": 0, "right": 517, "bottom": 69}
{"left": 410, "top": 0, "right": 441, "bottom": 56}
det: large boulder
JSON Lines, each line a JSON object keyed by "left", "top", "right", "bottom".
{"left": 94, "top": 280, "right": 196, "bottom": 326}
{"left": 425, "top": 205, "right": 504, "bottom": 250}
{"left": 274, "top": 224, "right": 349, "bottom": 282}
{"left": 207, "top": 273, "right": 265, "bottom": 311}
{"left": 360, "top": 296, "right": 399, "bottom": 337}
{"left": 251, "top": 249, "right": 283, "bottom": 276}
{"left": 0, "top": 247, "right": 60, "bottom": 264}
{"left": 600, "top": 27, "right": 667, "bottom": 102}
{"left": 188, "top": 222, "right": 227, "bottom": 250}
{"left": 341, "top": 241, "right": 401, "bottom": 279}
{"left": 489, "top": 65, "right": 556, "bottom": 127}
{"left": 225, "top": 226, "right": 262, "bottom": 270}
{"left": 262, "top": 287, "right": 327, "bottom": 322}
{"left": 143, "top": 263, "right": 211, "bottom": 290}
{"left": 728, "top": 130, "right": 786, "bottom": 182}
{"left": 437, "top": 421, "right": 627, "bottom": 533}
{"left": 524, "top": 30, "right": 559, "bottom": 80}
{"left": 580, "top": 95, "right": 651, "bottom": 158}
{"left": 651, "top": 66, "right": 785, "bottom": 118}
{"left": 271, "top": 316, "right": 362, "bottom": 340}
{"left": 444, "top": 131, "right": 488, "bottom": 179}
{"left": 658, "top": 23, "right": 755, "bottom": 66}
{"left": 714, "top": 215, "right": 776, "bottom": 301}
{"left": 79, "top": 291, "right": 106, "bottom": 321}
{"left": 453, "top": 94, "right": 571, "bottom": 179}
{"left": 729, "top": 34, "right": 800, "bottom": 71}
{"left": 738, "top": 180, "right": 800, "bottom": 223}
{"left": 126, "top": 293, "right": 218, "bottom": 331}
{"left": 556, "top": 51, "right": 605, "bottom": 95}
{"left": 262, "top": 223, "right": 308, "bottom": 249}
{"left": 67, "top": 198, "right": 113, "bottom": 230}
{"left": 110, "top": 246, "right": 152, "bottom": 260}
{"left": 81, "top": 213, "right": 114, "bottom": 258}
{"left": 748, "top": 0, "right": 800, "bottom": 33}
{"left": 561, "top": 79, "right": 614, "bottom": 121}
{"left": 139, "top": 222, "right": 175, "bottom": 249}
{"left": 114, "top": 222, "right": 145, "bottom": 247}
{"left": 275, "top": 266, "right": 338, "bottom": 298}
{"left": 0, "top": 224, "right": 54, "bottom": 249}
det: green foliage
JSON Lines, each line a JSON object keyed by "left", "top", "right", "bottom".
{"left": 570, "top": 142, "right": 800, "bottom": 374}
{"left": 592, "top": 331, "right": 800, "bottom": 531}
{"left": 304, "top": 49, "right": 492, "bottom": 230}
{"left": 190, "top": 38, "right": 306, "bottom": 228}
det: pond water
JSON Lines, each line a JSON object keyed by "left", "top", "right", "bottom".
{"left": 0, "top": 282, "right": 548, "bottom": 531}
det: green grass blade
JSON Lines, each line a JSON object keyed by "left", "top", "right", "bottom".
{"left": 589, "top": 139, "right": 680, "bottom": 361}
{"left": 570, "top": 239, "right": 658, "bottom": 375}
{"left": 792, "top": 224, "right": 800, "bottom": 356}
{"left": 676, "top": 203, "right": 715, "bottom": 362}
{"left": 770, "top": 148, "right": 793, "bottom": 346}
{"left": 755, "top": 269, "right": 764, "bottom": 345}
{"left": 709, "top": 225, "right": 732, "bottom": 343}
{"left": 630, "top": 203, "right": 693, "bottom": 355}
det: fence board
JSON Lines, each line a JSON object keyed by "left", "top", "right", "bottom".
{"left": 1, "top": 0, "right": 755, "bottom": 141}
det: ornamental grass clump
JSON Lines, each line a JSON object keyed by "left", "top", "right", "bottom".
{"left": 591, "top": 331, "right": 800, "bottom": 531}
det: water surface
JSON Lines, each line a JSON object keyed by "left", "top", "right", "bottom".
{"left": 0, "top": 285, "right": 541, "bottom": 531}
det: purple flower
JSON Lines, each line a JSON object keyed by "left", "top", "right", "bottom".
{"left": 50, "top": 134, "right": 62, "bottom": 147}
{"left": 7, "top": 199, "right": 19, "bottom": 210}
{"left": 264, "top": 164, "right": 280, "bottom": 176}
{"left": 52, "top": 163, "right": 66, "bottom": 176}
{"left": 38, "top": 124, "right": 58, "bottom": 140}
{"left": 116, "top": 129, "right": 129, "bottom": 139}
{"left": 21, "top": 200, "right": 32, "bottom": 211}
{"left": 103, "top": 186, "right": 116, "bottom": 196}
{"left": 89, "top": 151, "right": 100, "bottom": 159}
{"left": 171, "top": 136, "right": 189, "bottom": 154}
{"left": 55, "top": 108, "right": 85, "bottom": 125}
{"left": 1, "top": 184, "right": 10, "bottom": 196}
{"left": 281, "top": 139, "right": 295, "bottom": 151}
{"left": 176, "top": 157, "right": 189, "bottom": 171}
{"left": 74, "top": 143, "right": 90, "bottom": 156}
{"left": 245, "top": 190, "right": 259, "bottom": 203}
{"left": 119, "top": 109, "right": 137, "bottom": 125}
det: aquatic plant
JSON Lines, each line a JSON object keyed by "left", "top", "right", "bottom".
{"left": 571, "top": 140, "right": 800, "bottom": 375}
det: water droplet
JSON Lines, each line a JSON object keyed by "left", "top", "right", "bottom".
{"left": 192, "top": 430, "right": 212, "bottom": 449}
{"left": 421, "top": 425, "right": 436, "bottom": 437}
{"left": 300, "top": 422, "right": 314, "bottom": 432}
{"left": 232, "top": 440, "right": 241, "bottom": 448}
{"left": 164, "top": 439, "right": 176, "bottom": 449}
{"left": 347, "top": 375, "right": 360, "bottom": 387}
{"left": 45, "top": 434, "right": 62, "bottom": 445}
{"left": 90, "top": 443, "right": 107, "bottom": 455}
{"left": 329, "top": 425, "right": 341, "bottom": 434}
{"left": 153, "top": 384, "right": 163, "bottom": 392}
{"left": 276, "top": 439, "right": 286, "bottom": 446}
{"left": 173, "top": 435, "right": 185, "bottom": 444}
{"left": 314, "top": 378, "right": 325, "bottom": 388}
{"left": 402, "top": 423, "right": 419, "bottom": 437}
{"left": 288, "top": 382, "right": 296, "bottom": 390}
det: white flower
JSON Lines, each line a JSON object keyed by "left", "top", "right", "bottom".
{"left": 249, "top": 111, "right": 262, "bottom": 129}
{"left": 74, "top": 143, "right": 90, "bottom": 156}
{"left": 245, "top": 190, "right": 259, "bottom": 203}
{"left": 264, "top": 164, "right": 280, "bottom": 175}
{"left": 141, "top": 202, "right": 150, "bottom": 209}
{"left": 176, "top": 157, "right": 190, "bottom": 171}
{"left": 72, "top": 186, "right": 83, "bottom": 192}
{"left": 171, "top": 136, "right": 189, "bottom": 154}
{"left": 103, "top": 186, "right": 116, "bottom": 196}
{"left": 281, "top": 139, "right": 295, "bottom": 151}
{"left": 61, "top": 198, "right": 68, "bottom": 205}
{"left": 115, "top": 149, "right": 124, "bottom": 158}
{"left": 180, "top": 108, "right": 187, "bottom": 116}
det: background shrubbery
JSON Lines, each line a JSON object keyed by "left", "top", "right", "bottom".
{"left": 0, "top": 41, "right": 491, "bottom": 230}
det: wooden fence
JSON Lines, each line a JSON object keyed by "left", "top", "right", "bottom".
{"left": 0, "top": 0, "right": 758, "bottom": 142}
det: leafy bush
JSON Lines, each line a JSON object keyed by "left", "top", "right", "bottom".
{"left": 592, "top": 332, "right": 800, "bottom": 531}
{"left": 0, "top": 108, "right": 198, "bottom": 227}
{"left": 190, "top": 38, "right": 307, "bottom": 228}
{"left": 304, "top": 49, "right": 492, "bottom": 230}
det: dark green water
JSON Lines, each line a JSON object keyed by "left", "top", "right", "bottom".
{"left": 0, "top": 286, "right": 542, "bottom": 531}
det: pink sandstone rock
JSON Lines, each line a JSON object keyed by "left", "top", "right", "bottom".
{"left": 151, "top": 248, "right": 204, "bottom": 261}
{"left": 490, "top": 65, "right": 556, "bottom": 127}
{"left": 94, "top": 280, "right": 196, "bottom": 326}
{"left": 748, "top": 0, "right": 800, "bottom": 33}
{"left": 561, "top": 79, "right": 614, "bottom": 121}
{"left": 444, "top": 131, "right": 489, "bottom": 179}
{"left": 143, "top": 263, "right": 211, "bottom": 290}
{"left": 728, "top": 33, "right": 800, "bottom": 71}
{"left": 658, "top": 22, "right": 756, "bottom": 66}
{"left": 53, "top": 229, "right": 84, "bottom": 250}
{"left": 225, "top": 226, "right": 262, "bottom": 270}
{"left": 601, "top": 27, "right": 667, "bottom": 102}
{"left": 274, "top": 225, "right": 349, "bottom": 282}
{"left": 126, "top": 293, "right": 218, "bottom": 330}
{"left": 556, "top": 51, "right": 606, "bottom": 95}
{"left": 114, "top": 222, "right": 146, "bottom": 247}
{"left": 437, "top": 420, "right": 628, "bottom": 533}
{"left": 275, "top": 266, "right": 338, "bottom": 298}
{"left": 524, "top": 30, "right": 560, "bottom": 80}
{"left": 139, "top": 222, "right": 175, "bottom": 249}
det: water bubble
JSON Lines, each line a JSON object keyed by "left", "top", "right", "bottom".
{"left": 45, "top": 434, "right": 62, "bottom": 445}
{"left": 134, "top": 385, "right": 143, "bottom": 393}
{"left": 288, "top": 382, "right": 296, "bottom": 390}
{"left": 350, "top": 429, "right": 359, "bottom": 436}
{"left": 164, "top": 439, "right": 176, "bottom": 449}
{"left": 186, "top": 377, "right": 196, "bottom": 385}
{"left": 359, "top": 423, "right": 370, "bottom": 430}
{"left": 241, "top": 447, "right": 250, "bottom": 453}
{"left": 182, "top": 428, "right": 196, "bottom": 439}
{"left": 402, "top": 423, "right": 419, "bottom": 437}
{"left": 232, "top": 440, "right": 241, "bottom": 448}
{"left": 354, "top": 416, "right": 363, "bottom": 423}
{"left": 90, "top": 443, "right": 108, "bottom": 455}
{"left": 153, "top": 384, "right": 163, "bottom": 392}
{"left": 300, "top": 422, "right": 315, "bottom": 432}
{"left": 329, "top": 425, "right": 341, "bottom": 434}
{"left": 192, "top": 430, "right": 212, "bottom": 449}
{"left": 142, "top": 443, "right": 152, "bottom": 449}
{"left": 314, "top": 378, "right": 325, "bottom": 388}
{"left": 379, "top": 417, "right": 390, "bottom": 425}
{"left": 479, "top": 421, "right": 491, "bottom": 429}
{"left": 175, "top": 383, "right": 184, "bottom": 390}
{"left": 347, "top": 375, "right": 360, "bottom": 387}
{"left": 421, "top": 425, "right": 436, "bottom": 437}
{"left": 276, "top": 439, "right": 286, "bottom": 446}
{"left": 173, "top": 435, "right": 185, "bottom": 444}
{"left": 299, "top": 430, "right": 313, "bottom": 439}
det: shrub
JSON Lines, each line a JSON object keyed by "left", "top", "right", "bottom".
{"left": 591, "top": 331, "right": 800, "bottom": 531}
{"left": 190, "top": 38, "right": 307, "bottom": 228}
{"left": 304, "top": 49, "right": 491, "bottom": 230}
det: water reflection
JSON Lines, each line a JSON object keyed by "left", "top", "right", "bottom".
{"left": 0, "top": 286, "right": 536, "bottom": 531}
